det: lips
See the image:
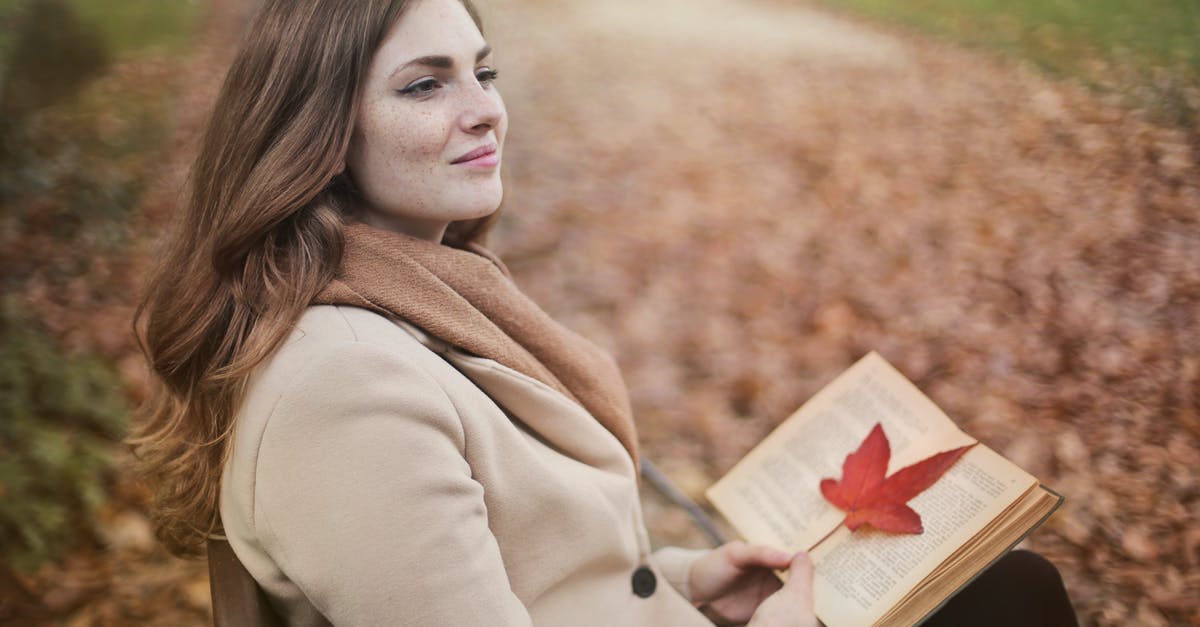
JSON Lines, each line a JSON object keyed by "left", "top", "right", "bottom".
{"left": 451, "top": 144, "right": 497, "bottom": 164}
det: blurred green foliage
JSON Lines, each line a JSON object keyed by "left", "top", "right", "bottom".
{"left": 818, "top": 0, "right": 1200, "bottom": 126}
{"left": 0, "top": 299, "right": 129, "bottom": 572}
{"left": 0, "top": 0, "right": 197, "bottom": 63}
{"left": 56, "top": 0, "right": 199, "bottom": 57}
{"left": 0, "top": 0, "right": 197, "bottom": 571}
{"left": 0, "top": 0, "right": 109, "bottom": 116}
{"left": 0, "top": 0, "right": 193, "bottom": 218}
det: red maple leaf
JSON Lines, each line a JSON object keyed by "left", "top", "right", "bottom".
{"left": 819, "top": 423, "right": 975, "bottom": 534}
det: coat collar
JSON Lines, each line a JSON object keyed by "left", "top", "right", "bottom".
{"left": 393, "top": 319, "right": 635, "bottom": 478}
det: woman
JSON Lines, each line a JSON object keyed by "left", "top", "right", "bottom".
{"left": 134, "top": 0, "right": 1078, "bottom": 625}
{"left": 134, "top": 0, "right": 816, "bottom": 624}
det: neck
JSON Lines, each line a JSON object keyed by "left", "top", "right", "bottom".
{"left": 357, "top": 213, "right": 447, "bottom": 243}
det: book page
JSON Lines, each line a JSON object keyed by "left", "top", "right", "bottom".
{"left": 809, "top": 445, "right": 1036, "bottom": 627}
{"left": 882, "top": 485, "right": 1062, "bottom": 626}
{"left": 706, "top": 352, "right": 976, "bottom": 551}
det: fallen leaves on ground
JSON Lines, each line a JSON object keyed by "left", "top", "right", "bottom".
{"left": 8, "top": 0, "right": 1198, "bottom": 625}
{"left": 492, "top": 1, "right": 1199, "bottom": 624}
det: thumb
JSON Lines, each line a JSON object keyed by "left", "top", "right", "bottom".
{"left": 781, "top": 552, "right": 815, "bottom": 607}
{"left": 747, "top": 552, "right": 819, "bottom": 627}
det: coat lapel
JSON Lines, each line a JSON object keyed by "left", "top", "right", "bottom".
{"left": 395, "top": 320, "right": 633, "bottom": 477}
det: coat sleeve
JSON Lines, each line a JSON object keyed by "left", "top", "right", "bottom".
{"left": 250, "top": 340, "right": 533, "bottom": 626}
{"left": 651, "top": 546, "right": 708, "bottom": 602}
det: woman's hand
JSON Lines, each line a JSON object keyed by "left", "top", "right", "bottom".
{"left": 689, "top": 541, "right": 817, "bottom": 626}
{"left": 746, "top": 552, "right": 819, "bottom": 627}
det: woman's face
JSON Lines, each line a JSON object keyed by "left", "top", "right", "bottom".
{"left": 347, "top": 0, "right": 506, "bottom": 241}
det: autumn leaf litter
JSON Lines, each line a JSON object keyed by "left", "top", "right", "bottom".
{"left": 24, "top": 0, "right": 1199, "bottom": 625}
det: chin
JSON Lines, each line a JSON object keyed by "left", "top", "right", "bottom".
{"left": 458, "top": 191, "right": 504, "bottom": 220}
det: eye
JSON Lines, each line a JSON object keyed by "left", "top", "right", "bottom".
{"left": 398, "top": 77, "right": 440, "bottom": 96}
{"left": 475, "top": 67, "right": 499, "bottom": 85}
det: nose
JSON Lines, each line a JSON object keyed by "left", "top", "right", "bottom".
{"left": 459, "top": 81, "right": 505, "bottom": 135}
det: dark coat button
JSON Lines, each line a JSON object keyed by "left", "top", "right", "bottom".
{"left": 631, "top": 566, "right": 657, "bottom": 598}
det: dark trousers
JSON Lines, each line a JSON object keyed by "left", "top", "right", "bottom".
{"left": 923, "top": 550, "right": 1079, "bottom": 627}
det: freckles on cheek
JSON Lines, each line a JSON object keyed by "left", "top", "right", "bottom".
{"left": 393, "top": 124, "right": 443, "bottom": 169}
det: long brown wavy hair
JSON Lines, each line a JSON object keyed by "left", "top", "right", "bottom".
{"left": 132, "top": 0, "right": 489, "bottom": 557}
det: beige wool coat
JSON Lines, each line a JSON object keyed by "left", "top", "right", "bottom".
{"left": 219, "top": 304, "right": 716, "bottom": 626}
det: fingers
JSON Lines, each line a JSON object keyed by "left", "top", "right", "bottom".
{"left": 746, "top": 552, "right": 819, "bottom": 627}
{"left": 780, "top": 552, "right": 815, "bottom": 609}
{"left": 724, "top": 540, "right": 794, "bottom": 570}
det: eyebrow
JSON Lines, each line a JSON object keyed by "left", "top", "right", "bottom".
{"left": 391, "top": 45, "right": 492, "bottom": 76}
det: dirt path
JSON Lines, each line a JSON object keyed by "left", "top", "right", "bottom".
{"left": 34, "top": 0, "right": 1197, "bottom": 624}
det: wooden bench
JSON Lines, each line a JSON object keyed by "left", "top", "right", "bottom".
{"left": 207, "top": 537, "right": 283, "bottom": 626}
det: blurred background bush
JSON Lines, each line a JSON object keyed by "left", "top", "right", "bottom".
{"left": 0, "top": 0, "right": 199, "bottom": 614}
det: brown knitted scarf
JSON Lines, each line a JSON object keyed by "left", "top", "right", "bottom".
{"left": 313, "top": 221, "right": 638, "bottom": 462}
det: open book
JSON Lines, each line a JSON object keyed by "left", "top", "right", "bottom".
{"left": 705, "top": 352, "right": 1062, "bottom": 627}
